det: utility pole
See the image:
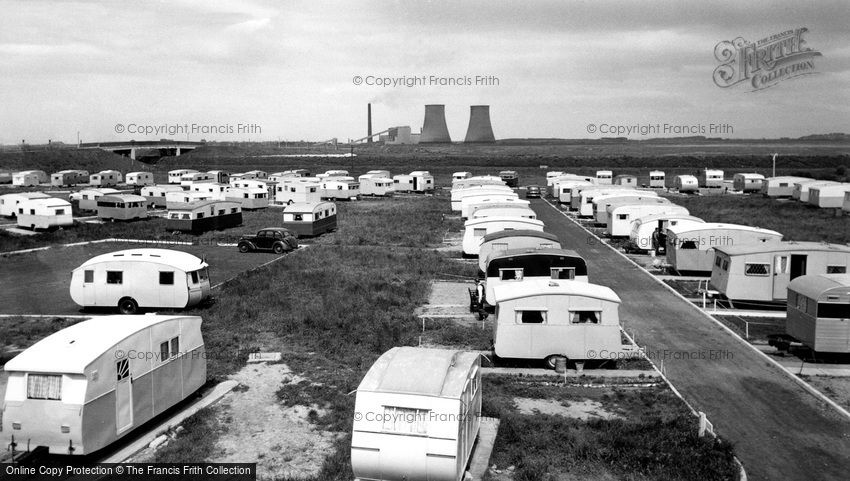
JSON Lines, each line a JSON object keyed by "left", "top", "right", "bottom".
{"left": 772, "top": 153, "right": 778, "bottom": 178}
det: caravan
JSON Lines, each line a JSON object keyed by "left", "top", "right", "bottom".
{"left": 51, "top": 170, "right": 89, "bottom": 187}
{"left": 761, "top": 176, "right": 811, "bottom": 197}
{"left": 606, "top": 203, "right": 688, "bottom": 237}
{"left": 125, "top": 172, "right": 154, "bottom": 186}
{"left": 492, "top": 279, "right": 635, "bottom": 367}
{"left": 1, "top": 315, "right": 206, "bottom": 454}
{"left": 785, "top": 275, "right": 850, "bottom": 353}
{"left": 140, "top": 185, "right": 184, "bottom": 208}
{"left": 0, "top": 192, "right": 50, "bottom": 217}
{"left": 649, "top": 171, "right": 665, "bottom": 188}
{"left": 666, "top": 223, "right": 783, "bottom": 274}
{"left": 628, "top": 213, "right": 704, "bottom": 253}
{"left": 674, "top": 175, "right": 698, "bottom": 193}
{"left": 70, "top": 249, "right": 211, "bottom": 313}
{"left": 15, "top": 198, "right": 73, "bottom": 230}
{"left": 483, "top": 248, "right": 588, "bottom": 306}
{"left": 166, "top": 200, "right": 242, "bottom": 233}
{"left": 282, "top": 201, "right": 337, "bottom": 236}
{"left": 462, "top": 217, "right": 544, "bottom": 257}
{"left": 710, "top": 242, "right": 850, "bottom": 303}
{"left": 477, "top": 230, "right": 562, "bottom": 273}
{"left": 699, "top": 169, "right": 724, "bottom": 188}
{"left": 89, "top": 170, "right": 122, "bottom": 187}
{"left": 351, "top": 347, "right": 481, "bottom": 481}
{"left": 96, "top": 194, "right": 148, "bottom": 221}
{"left": 732, "top": 173, "right": 765, "bottom": 193}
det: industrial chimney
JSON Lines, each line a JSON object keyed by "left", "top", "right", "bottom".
{"left": 420, "top": 104, "right": 452, "bottom": 143}
{"left": 464, "top": 105, "right": 495, "bottom": 143}
{"left": 367, "top": 103, "right": 373, "bottom": 143}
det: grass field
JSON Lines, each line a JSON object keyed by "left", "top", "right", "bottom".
{"left": 665, "top": 193, "right": 850, "bottom": 244}
{"left": 482, "top": 375, "right": 737, "bottom": 480}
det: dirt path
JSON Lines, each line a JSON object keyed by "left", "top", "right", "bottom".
{"left": 211, "top": 362, "right": 341, "bottom": 480}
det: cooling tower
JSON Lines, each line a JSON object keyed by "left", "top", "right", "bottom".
{"left": 420, "top": 104, "right": 452, "bottom": 143}
{"left": 464, "top": 105, "right": 495, "bottom": 143}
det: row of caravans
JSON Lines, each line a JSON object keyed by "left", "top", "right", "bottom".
{"left": 451, "top": 180, "right": 638, "bottom": 371}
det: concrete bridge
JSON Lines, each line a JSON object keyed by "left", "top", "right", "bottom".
{"left": 79, "top": 140, "right": 205, "bottom": 159}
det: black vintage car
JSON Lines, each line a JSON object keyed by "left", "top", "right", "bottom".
{"left": 237, "top": 227, "right": 299, "bottom": 254}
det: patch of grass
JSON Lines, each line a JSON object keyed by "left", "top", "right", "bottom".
{"left": 666, "top": 194, "right": 850, "bottom": 243}
{"left": 0, "top": 316, "right": 83, "bottom": 354}
{"left": 422, "top": 318, "right": 493, "bottom": 350}
{"left": 482, "top": 376, "right": 737, "bottom": 481}
{"left": 313, "top": 195, "right": 461, "bottom": 247}
{"left": 152, "top": 406, "right": 223, "bottom": 463}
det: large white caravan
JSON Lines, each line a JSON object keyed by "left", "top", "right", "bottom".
{"left": 70, "top": 249, "right": 211, "bottom": 314}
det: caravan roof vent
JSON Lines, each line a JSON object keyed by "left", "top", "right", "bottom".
{"left": 549, "top": 281, "right": 559, "bottom": 287}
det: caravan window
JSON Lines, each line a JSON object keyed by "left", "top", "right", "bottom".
{"left": 715, "top": 256, "right": 722, "bottom": 267}
{"left": 106, "top": 271, "right": 123, "bottom": 284}
{"left": 27, "top": 374, "right": 62, "bottom": 400}
{"left": 722, "top": 260, "right": 729, "bottom": 271}
{"left": 160, "top": 341, "right": 170, "bottom": 361}
{"left": 617, "top": 214, "right": 628, "bottom": 220}
{"left": 516, "top": 310, "right": 546, "bottom": 324}
{"left": 744, "top": 263, "right": 770, "bottom": 276}
{"left": 294, "top": 214, "right": 303, "bottom": 221}
{"left": 827, "top": 265, "right": 847, "bottom": 274}
{"left": 84, "top": 270, "right": 94, "bottom": 283}
{"left": 159, "top": 272, "right": 174, "bottom": 285}
{"left": 499, "top": 268, "right": 523, "bottom": 281}
{"left": 190, "top": 271, "right": 199, "bottom": 284}
{"left": 775, "top": 256, "right": 789, "bottom": 274}
{"left": 473, "top": 228, "right": 487, "bottom": 237}
{"left": 381, "top": 406, "right": 428, "bottom": 435}
{"left": 116, "top": 359, "right": 130, "bottom": 381}
{"left": 679, "top": 240, "right": 697, "bottom": 250}
{"left": 551, "top": 267, "right": 575, "bottom": 280}
{"left": 818, "top": 303, "right": 850, "bottom": 319}
{"left": 171, "top": 337, "right": 179, "bottom": 357}
{"left": 571, "top": 311, "right": 601, "bottom": 324}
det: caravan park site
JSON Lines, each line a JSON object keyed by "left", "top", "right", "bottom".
{"left": 2, "top": 142, "right": 850, "bottom": 480}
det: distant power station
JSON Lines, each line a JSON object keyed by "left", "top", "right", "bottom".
{"left": 355, "top": 103, "right": 495, "bottom": 144}
{"left": 464, "top": 105, "right": 495, "bottom": 143}
{"left": 420, "top": 104, "right": 452, "bottom": 143}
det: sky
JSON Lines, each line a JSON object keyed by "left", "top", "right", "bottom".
{"left": 1, "top": 0, "right": 848, "bottom": 144}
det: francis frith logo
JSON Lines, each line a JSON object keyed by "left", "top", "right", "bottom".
{"left": 713, "top": 28, "right": 822, "bottom": 90}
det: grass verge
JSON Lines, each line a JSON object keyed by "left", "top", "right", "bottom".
{"left": 482, "top": 375, "right": 738, "bottom": 481}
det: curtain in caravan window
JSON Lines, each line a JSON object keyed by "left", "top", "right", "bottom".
{"left": 381, "top": 407, "right": 429, "bottom": 435}
{"left": 775, "top": 256, "right": 788, "bottom": 274}
{"left": 27, "top": 374, "right": 62, "bottom": 400}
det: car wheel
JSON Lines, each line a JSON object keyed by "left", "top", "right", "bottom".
{"left": 273, "top": 243, "right": 285, "bottom": 254}
{"left": 238, "top": 243, "right": 250, "bottom": 253}
{"left": 118, "top": 298, "right": 139, "bottom": 315}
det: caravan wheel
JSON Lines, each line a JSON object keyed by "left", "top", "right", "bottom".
{"left": 118, "top": 298, "right": 139, "bottom": 315}
{"left": 545, "top": 355, "right": 567, "bottom": 370}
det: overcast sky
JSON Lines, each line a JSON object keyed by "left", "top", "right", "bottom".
{"left": 1, "top": 0, "right": 848, "bottom": 144}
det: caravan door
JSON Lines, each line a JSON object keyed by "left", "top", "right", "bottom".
{"left": 412, "top": 176, "right": 419, "bottom": 191}
{"left": 115, "top": 358, "right": 133, "bottom": 433}
{"left": 772, "top": 255, "right": 791, "bottom": 300}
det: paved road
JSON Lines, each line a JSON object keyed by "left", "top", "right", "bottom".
{"left": 531, "top": 199, "right": 850, "bottom": 481}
